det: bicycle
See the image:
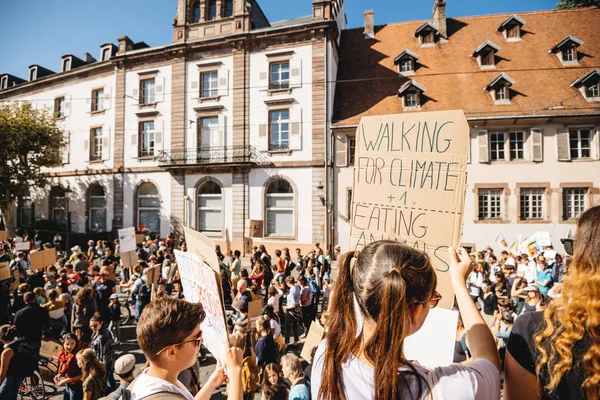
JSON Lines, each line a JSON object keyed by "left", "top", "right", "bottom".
{"left": 18, "top": 369, "right": 45, "bottom": 400}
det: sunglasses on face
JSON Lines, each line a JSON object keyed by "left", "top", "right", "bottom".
{"left": 155, "top": 331, "right": 203, "bottom": 356}
{"left": 561, "top": 238, "right": 574, "bottom": 256}
{"left": 415, "top": 291, "right": 443, "bottom": 309}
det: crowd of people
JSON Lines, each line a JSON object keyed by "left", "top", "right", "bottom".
{"left": 0, "top": 204, "right": 598, "bottom": 400}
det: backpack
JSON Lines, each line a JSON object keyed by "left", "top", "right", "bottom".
{"left": 137, "top": 281, "right": 152, "bottom": 306}
{"left": 241, "top": 356, "right": 261, "bottom": 394}
{"left": 10, "top": 341, "right": 38, "bottom": 377}
{"left": 308, "top": 277, "right": 321, "bottom": 296}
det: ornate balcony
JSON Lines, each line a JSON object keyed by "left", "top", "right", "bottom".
{"left": 156, "top": 145, "right": 271, "bottom": 168}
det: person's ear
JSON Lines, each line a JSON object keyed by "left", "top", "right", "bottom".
{"left": 408, "top": 303, "right": 423, "bottom": 326}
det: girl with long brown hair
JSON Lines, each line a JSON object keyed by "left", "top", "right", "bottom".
{"left": 312, "top": 241, "right": 500, "bottom": 400}
{"left": 505, "top": 205, "right": 600, "bottom": 400}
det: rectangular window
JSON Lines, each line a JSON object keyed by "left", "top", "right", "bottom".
{"left": 478, "top": 189, "right": 503, "bottom": 220}
{"left": 422, "top": 32, "right": 434, "bottom": 44}
{"left": 90, "top": 127, "right": 103, "bottom": 161}
{"left": 224, "top": 0, "right": 233, "bottom": 17}
{"left": 520, "top": 188, "right": 544, "bottom": 220}
{"left": 199, "top": 116, "right": 219, "bottom": 148}
{"left": 400, "top": 58, "right": 413, "bottom": 73}
{"left": 509, "top": 132, "right": 525, "bottom": 160}
{"left": 495, "top": 85, "right": 507, "bottom": 101}
{"left": 481, "top": 51, "right": 495, "bottom": 66}
{"left": 102, "top": 48, "right": 110, "bottom": 61}
{"left": 201, "top": 71, "right": 218, "bottom": 98}
{"left": 507, "top": 25, "right": 519, "bottom": 38}
{"left": 348, "top": 136, "right": 356, "bottom": 166}
{"left": 208, "top": 0, "right": 217, "bottom": 20}
{"left": 405, "top": 92, "right": 418, "bottom": 108}
{"left": 569, "top": 129, "right": 591, "bottom": 159}
{"left": 1, "top": 77, "right": 7, "bottom": 90}
{"left": 139, "top": 121, "right": 155, "bottom": 157}
{"left": 54, "top": 97, "right": 65, "bottom": 118}
{"left": 269, "top": 62, "right": 290, "bottom": 90}
{"left": 269, "top": 110, "right": 290, "bottom": 151}
{"left": 140, "top": 78, "right": 156, "bottom": 105}
{"left": 347, "top": 189, "right": 353, "bottom": 219}
{"left": 91, "top": 88, "right": 104, "bottom": 112}
{"left": 62, "top": 59, "right": 71, "bottom": 72}
{"left": 29, "top": 69, "right": 37, "bottom": 81}
{"left": 563, "top": 46, "right": 575, "bottom": 62}
{"left": 586, "top": 83, "right": 599, "bottom": 98}
{"left": 563, "top": 188, "right": 587, "bottom": 220}
{"left": 489, "top": 132, "right": 505, "bottom": 161}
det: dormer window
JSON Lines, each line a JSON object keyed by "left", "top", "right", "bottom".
{"left": 415, "top": 22, "right": 438, "bottom": 47}
{"left": 550, "top": 36, "right": 583, "bottom": 65}
{"left": 29, "top": 68, "right": 37, "bottom": 81}
{"left": 398, "top": 81, "right": 426, "bottom": 110}
{"left": 474, "top": 41, "right": 500, "bottom": 68}
{"left": 102, "top": 48, "right": 110, "bottom": 61}
{"left": 393, "top": 50, "right": 419, "bottom": 75}
{"left": 571, "top": 70, "right": 600, "bottom": 102}
{"left": 485, "top": 73, "right": 515, "bottom": 104}
{"left": 0, "top": 76, "right": 7, "bottom": 90}
{"left": 62, "top": 58, "right": 71, "bottom": 72}
{"left": 498, "top": 14, "right": 525, "bottom": 41}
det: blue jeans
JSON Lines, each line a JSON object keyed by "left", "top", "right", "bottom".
{"left": 63, "top": 382, "right": 83, "bottom": 400}
{"left": 135, "top": 301, "right": 144, "bottom": 322}
{"left": 106, "top": 362, "right": 117, "bottom": 393}
{"left": 0, "top": 375, "right": 24, "bottom": 400}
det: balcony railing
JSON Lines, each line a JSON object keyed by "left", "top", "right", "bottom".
{"left": 156, "top": 145, "right": 270, "bottom": 167}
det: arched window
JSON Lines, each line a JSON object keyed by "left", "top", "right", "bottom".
{"left": 137, "top": 182, "right": 160, "bottom": 235}
{"left": 50, "top": 186, "right": 68, "bottom": 230}
{"left": 89, "top": 185, "right": 106, "bottom": 232}
{"left": 192, "top": 1, "right": 201, "bottom": 23}
{"left": 223, "top": 0, "right": 234, "bottom": 17}
{"left": 198, "top": 181, "right": 222, "bottom": 234}
{"left": 208, "top": 0, "right": 217, "bottom": 20}
{"left": 265, "top": 179, "right": 294, "bottom": 237}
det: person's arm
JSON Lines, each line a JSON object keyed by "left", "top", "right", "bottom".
{"left": 196, "top": 347, "right": 243, "bottom": 400}
{"left": 83, "top": 388, "right": 92, "bottom": 400}
{"left": 449, "top": 247, "right": 501, "bottom": 371}
{"left": 0, "top": 348, "right": 14, "bottom": 385}
{"left": 57, "top": 374, "right": 82, "bottom": 386}
{"left": 504, "top": 350, "right": 541, "bottom": 400}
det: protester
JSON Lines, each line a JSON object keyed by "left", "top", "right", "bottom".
{"left": 283, "top": 276, "right": 301, "bottom": 347}
{"left": 14, "top": 291, "right": 49, "bottom": 350}
{"left": 107, "top": 294, "right": 121, "bottom": 344}
{"left": 0, "top": 324, "right": 34, "bottom": 399}
{"left": 107, "top": 354, "right": 136, "bottom": 400}
{"left": 89, "top": 313, "right": 116, "bottom": 392}
{"left": 231, "top": 330, "right": 260, "bottom": 400}
{"left": 42, "top": 288, "right": 66, "bottom": 339}
{"left": 262, "top": 385, "right": 288, "bottom": 400}
{"left": 130, "top": 297, "right": 243, "bottom": 400}
{"left": 77, "top": 348, "right": 106, "bottom": 400}
{"left": 55, "top": 332, "right": 83, "bottom": 400}
{"left": 261, "top": 363, "right": 287, "bottom": 391}
{"left": 255, "top": 316, "right": 278, "bottom": 367}
{"left": 312, "top": 242, "right": 500, "bottom": 399}
{"left": 522, "top": 287, "right": 542, "bottom": 314}
{"left": 534, "top": 259, "right": 553, "bottom": 297}
{"left": 72, "top": 287, "right": 98, "bottom": 338}
{"left": 281, "top": 354, "right": 310, "bottom": 400}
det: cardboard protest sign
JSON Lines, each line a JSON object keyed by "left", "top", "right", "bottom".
{"left": 118, "top": 228, "right": 137, "bottom": 253}
{"left": 136, "top": 234, "right": 145, "bottom": 244}
{"left": 29, "top": 250, "right": 46, "bottom": 271}
{"left": 183, "top": 226, "right": 220, "bottom": 273}
{"left": 175, "top": 244, "right": 228, "bottom": 364}
{"left": 15, "top": 242, "right": 30, "bottom": 252}
{"left": 243, "top": 237, "right": 253, "bottom": 256}
{"left": 300, "top": 321, "right": 326, "bottom": 363}
{"left": 0, "top": 262, "right": 10, "bottom": 281}
{"left": 246, "top": 220, "right": 263, "bottom": 238}
{"left": 120, "top": 251, "right": 137, "bottom": 269}
{"left": 0, "top": 231, "right": 7, "bottom": 241}
{"left": 536, "top": 231, "right": 552, "bottom": 247}
{"left": 225, "top": 229, "right": 231, "bottom": 255}
{"left": 495, "top": 233, "right": 508, "bottom": 249}
{"left": 40, "top": 339, "right": 62, "bottom": 359}
{"left": 146, "top": 264, "right": 160, "bottom": 285}
{"left": 248, "top": 299, "right": 263, "bottom": 327}
{"left": 404, "top": 307, "right": 459, "bottom": 369}
{"left": 349, "top": 110, "right": 469, "bottom": 309}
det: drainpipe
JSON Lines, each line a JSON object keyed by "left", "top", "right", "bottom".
{"left": 324, "top": 29, "right": 334, "bottom": 253}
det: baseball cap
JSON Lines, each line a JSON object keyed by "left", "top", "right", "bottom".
{"left": 505, "top": 258, "right": 516, "bottom": 267}
{"left": 109, "top": 293, "right": 118, "bottom": 300}
{"left": 114, "top": 354, "right": 136, "bottom": 375}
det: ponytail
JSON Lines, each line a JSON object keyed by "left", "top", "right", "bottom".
{"left": 0, "top": 324, "right": 18, "bottom": 341}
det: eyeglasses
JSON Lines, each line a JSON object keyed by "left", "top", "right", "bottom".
{"left": 415, "top": 291, "right": 442, "bottom": 309}
{"left": 155, "top": 332, "right": 203, "bottom": 356}
{"left": 560, "top": 238, "right": 574, "bottom": 256}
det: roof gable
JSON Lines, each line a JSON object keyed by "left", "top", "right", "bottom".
{"left": 393, "top": 49, "right": 420, "bottom": 64}
{"left": 499, "top": 14, "right": 526, "bottom": 30}
{"left": 398, "top": 80, "right": 426, "bottom": 94}
{"left": 474, "top": 40, "right": 500, "bottom": 55}
{"left": 485, "top": 73, "right": 515, "bottom": 90}
{"left": 571, "top": 69, "right": 600, "bottom": 87}
{"left": 550, "top": 35, "right": 584, "bottom": 53}
{"left": 414, "top": 21, "right": 438, "bottom": 36}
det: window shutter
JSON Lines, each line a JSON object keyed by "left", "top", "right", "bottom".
{"left": 84, "top": 138, "right": 90, "bottom": 162}
{"left": 218, "top": 69, "right": 229, "bottom": 97}
{"left": 477, "top": 129, "right": 489, "bottom": 163}
{"left": 131, "top": 133, "right": 138, "bottom": 158}
{"left": 86, "top": 95, "right": 92, "bottom": 112}
{"left": 132, "top": 87, "right": 139, "bottom": 99}
{"left": 218, "top": 114, "right": 226, "bottom": 146}
{"left": 155, "top": 120, "right": 164, "bottom": 151}
{"left": 257, "top": 110, "right": 268, "bottom": 151}
{"left": 62, "top": 132, "right": 70, "bottom": 164}
{"left": 336, "top": 134, "right": 348, "bottom": 167}
{"left": 556, "top": 128, "right": 570, "bottom": 161}
{"left": 102, "top": 127, "right": 111, "bottom": 161}
{"left": 290, "top": 59, "right": 302, "bottom": 88}
{"left": 63, "top": 96, "right": 71, "bottom": 117}
{"left": 259, "top": 63, "right": 268, "bottom": 90}
{"left": 289, "top": 107, "right": 302, "bottom": 150}
{"left": 155, "top": 77, "right": 165, "bottom": 102}
{"left": 531, "top": 127, "right": 543, "bottom": 162}
{"left": 104, "top": 86, "right": 112, "bottom": 110}
{"left": 191, "top": 79, "right": 199, "bottom": 96}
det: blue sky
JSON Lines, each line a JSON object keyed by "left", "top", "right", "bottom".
{"left": 0, "top": 0, "right": 557, "bottom": 77}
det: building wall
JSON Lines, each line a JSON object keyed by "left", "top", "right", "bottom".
{"left": 122, "top": 172, "right": 172, "bottom": 237}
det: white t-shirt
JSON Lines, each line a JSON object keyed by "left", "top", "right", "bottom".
{"left": 311, "top": 340, "right": 500, "bottom": 400}
{"left": 270, "top": 318, "right": 282, "bottom": 339}
{"left": 467, "top": 271, "right": 483, "bottom": 297}
{"left": 130, "top": 368, "right": 194, "bottom": 400}
{"left": 517, "top": 263, "right": 537, "bottom": 284}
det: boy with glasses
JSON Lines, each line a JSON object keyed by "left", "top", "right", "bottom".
{"left": 127, "top": 297, "right": 243, "bottom": 400}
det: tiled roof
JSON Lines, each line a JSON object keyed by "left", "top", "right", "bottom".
{"left": 332, "top": 7, "right": 600, "bottom": 126}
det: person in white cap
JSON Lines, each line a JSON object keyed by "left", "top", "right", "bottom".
{"left": 106, "top": 353, "right": 136, "bottom": 399}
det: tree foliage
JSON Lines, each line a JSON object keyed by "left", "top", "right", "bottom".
{"left": 0, "top": 102, "right": 65, "bottom": 236}
{"left": 557, "top": 0, "right": 599, "bottom": 9}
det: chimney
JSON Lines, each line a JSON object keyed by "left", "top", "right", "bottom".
{"left": 117, "top": 36, "right": 134, "bottom": 55}
{"left": 364, "top": 10, "right": 374, "bottom": 39}
{"left": 433, "top": 0, "right": 447, "bottom": 38}
{"left": 83, "top": 53, "right": 97, "bottom": 63}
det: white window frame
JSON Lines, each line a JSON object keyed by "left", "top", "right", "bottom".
{"left": 400, "top": 58, "right": 413, "bottom": 73}
{"left": 489, "top": 132, "right": 506, "bottom": 161}
{"left": 495, "top": 85, "right": 508, "bottom": 101}
{"left": 90, "top": 127, "right": 103, "bottom": 161}
{"left": 63, "top": 59, "right": 71, "bottom": 72}
{"left": 89, "top": 185, "right": 106, "bottom": 231}
{"left": 92, "top": 88, "right": 104, "bottom": 112}
{"left": 51, "top": 187, "right": 68, "bottom": 229}
{"left": 137, "top": 183, "right": 160, "bottom": 235}
{"left": 509, "top": 131, "right": 525, "bottom": 160}
{"left": 269, "top": 109, "right": 290, "bottom": 151}
{"left": 405, "top": 92, "right": 418, "bottom": 108}
{"left": 269, "top": 62, "right": 290, "bottom": 90}
{"left": 347, "top": 136, "right": 356, "bottom": 166}
{"left": 1, "top": 76, "right": 7, "bottom": 90}
{"left": 199, "top": 116, "right": 219, "bottom": 147}
{"left": 562, "top": 188, "right": 587, "bottom": 220}
{"left": 478, "top": 189, "right": 503, "bottom": 220}
{"left": 55, "top": 97, "right": 65, "bottom": 118}
{"left": 201, "top": 71, "right": 218, "bottom": 98}
{"left": 265, "top": 180, "right": 295, "bottom": 237}
{"left": 140, "top": 78, "right": 156, "bottom": 105}
{"left": 102, "top": 48, "right": 110, "bottom": 61}
{"left": 520, "top": 188, "right": 544, "bottom": 220}
{"left": 569, "top": 128, "right": 591, "bottom": 159}
{"left": 140, "top": 121, "right": 155, "bottom": 157}
{"left": 197, "top": 182, "right": 223, "bottom": 235}
{"left": 29, "top": 69, "right": 37, "bottom": 81}
{"left": 563, "top": 46, "right": 576, "bottom": 62}
{"left": 586, "top": 83, "right": 599, "bottom": 99}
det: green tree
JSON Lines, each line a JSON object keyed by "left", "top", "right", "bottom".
{"left": 0, "top": 102, "right": 65, "bottom": 238}
{"left": 557, "top": 0, "right": 599, "bottom": 9}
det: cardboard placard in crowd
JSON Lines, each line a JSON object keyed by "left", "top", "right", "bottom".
{"left": 118, "top": 227, "right": 137, "bottom": 253}
{"left": 40, "top": 339, "right": 62, "bottom": 359}
{"left": 349, "top": 110, "right": 469, "bottom": 310}
{"left": 136, "top": 234, "right": 145, "bottom": 245}
{"left": 247, "top": 299, "right": 263, "bottom": 326}
{"left": 243, "top": 237, "right": 253, "bottom": 257}
{"left": 0, "top": 231, "right": 6, "bottom": 241}
{"left": 29, "top": 248, "right": 56, "bottom": 271}
{"left": 120, "top": 251, "right": 137, "bottom": 269}
{"left": 15, "top": 242, "right": 30, "bottom": 252}
{"left": 175, "top": 228, "right": 228, "bottom": 364}
{"left": 225, "top": 228, "right": 231, "bottom": 255}
{"left": 300, "top": 321, "right": 326, "bottom": 363}
{"left": 0, "top": 262, "right": 10, "bottom": 281}
{"left": 246, "top": 220, "right": 263, "bottom": 238}
{"left": 146, "top": 264, "right": 160, "bottom": 285}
